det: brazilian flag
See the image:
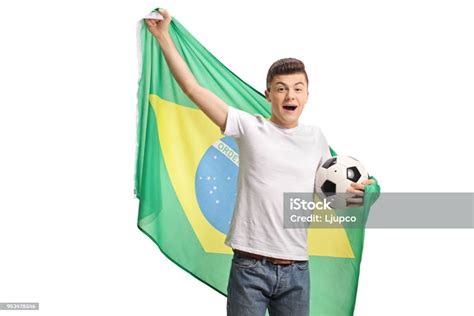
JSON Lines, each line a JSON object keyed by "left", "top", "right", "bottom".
{"left": 135, "top": 10, "right": 380, "bottom": 316}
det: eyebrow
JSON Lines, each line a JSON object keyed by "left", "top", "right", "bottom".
{"left": 275, "top": 82, "right": 305, "bottom": 87}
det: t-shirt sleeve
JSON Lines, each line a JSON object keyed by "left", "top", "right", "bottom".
{"left": 222, "top": 106, "right": 254, "bottom": 138}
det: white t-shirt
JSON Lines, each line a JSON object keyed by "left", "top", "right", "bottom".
{"left": 223, "top": 106, "right": 332, "bottom": 260}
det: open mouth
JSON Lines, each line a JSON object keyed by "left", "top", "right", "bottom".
{"left": 282, "top": 105, "right": 298, "bottom": 111}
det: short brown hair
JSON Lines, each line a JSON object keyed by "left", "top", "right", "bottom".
{"left": 266, "top": 58, "right": 309, "bottom": 90}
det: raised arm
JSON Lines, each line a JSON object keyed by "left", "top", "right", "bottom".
{"left": 145, "top": 9, "right": 228, "bottom": 131}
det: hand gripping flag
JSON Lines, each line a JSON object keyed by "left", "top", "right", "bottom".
{"left": 135, "top": 10, "right": 380, "bottom": 316}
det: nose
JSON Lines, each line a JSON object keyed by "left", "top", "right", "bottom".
{"left": 286, "top": 89, "right": 296, "bottom": 100}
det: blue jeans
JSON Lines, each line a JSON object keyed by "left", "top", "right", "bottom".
{"left": 227, "top": 252, "right": 310, "bottom": 316}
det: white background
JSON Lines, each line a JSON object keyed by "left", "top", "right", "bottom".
{"left": 0, "top": 0, "right": 473, "bottom": 315}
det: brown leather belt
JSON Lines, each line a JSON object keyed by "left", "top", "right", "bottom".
{"left": 233, "top": 249, "right": 306, "bottom": 265}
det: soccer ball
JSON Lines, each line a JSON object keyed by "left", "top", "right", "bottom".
{"left": 315, "top": 156, "right": 369, "bottom": 209}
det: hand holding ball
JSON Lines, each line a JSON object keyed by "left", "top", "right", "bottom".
{"left": 315, "top": 156, "right": 369, "bottom": 209}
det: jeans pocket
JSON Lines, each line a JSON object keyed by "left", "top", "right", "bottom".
{"left": 232, "top": 254, "right": 259, "bottom": 269}
{"left": 294, "top": 260, "right": 309, "bottom": 271}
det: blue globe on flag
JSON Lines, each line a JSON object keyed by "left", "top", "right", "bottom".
{"left": 195, "top": 136, "right": 239, "bottom": 234}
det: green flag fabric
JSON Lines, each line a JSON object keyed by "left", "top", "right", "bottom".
{"left": 135, "top": 11, "right": 380, "bottom": 315}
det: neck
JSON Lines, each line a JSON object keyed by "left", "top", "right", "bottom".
{"left": 269, "top": 116, "right": 298, "bottom": 129}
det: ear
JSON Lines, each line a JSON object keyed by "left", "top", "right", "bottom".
{"left": 265, "top": 89, "right": 270, "bottom": 102}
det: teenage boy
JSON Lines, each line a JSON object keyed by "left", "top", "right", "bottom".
{"left": 146, "top": 8, "right": 373, "bottom": 316}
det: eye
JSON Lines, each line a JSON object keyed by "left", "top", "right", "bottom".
{"left": 277, "top": 87, "right": 286, "bottom": 92}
